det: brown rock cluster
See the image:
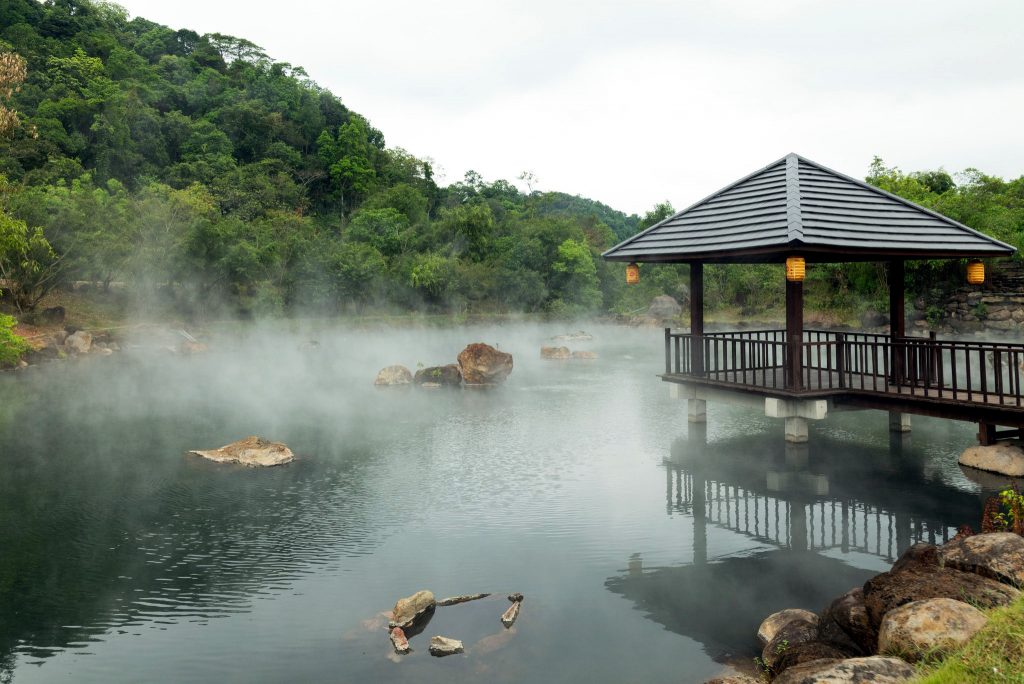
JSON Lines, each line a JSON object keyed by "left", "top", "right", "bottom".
{"left": 375, "top": 343, "right": 513, "bottom": 388}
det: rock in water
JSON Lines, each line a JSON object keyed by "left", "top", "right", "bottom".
{"left": 877, "top": 598, "right": 987, "bottom": 661}
{"left": 64, "top": 330, "right": 93, "bottom": 354}
{"left": 757, "top": 608, "right": 818, "bottom": 647}
{"left": 507, "top": 592, "right": 524, "bottom": 603}
{"left": 959, "top": 443, "right": 1024, "bottom": 477}
{"left": 761, "top": 613, "right": 820, "bottom": 670}
{"left": 189, "top": 436, "right": 294, "bottom": 467}
{"left": 817, "top": 587, "right": 875, "bottom": 657}
{"left": 939, "top": 531, "right": 1024, "bottom": 588}
{"left": 374, "top": 365, "right": 413, "bottom": 386}
{"left": 540, "top": 346, "right": 571, "bottom": 359}
{"left": 773, "top": 656, "right": 915, "bottom": 684}
{"left": 500, "top": 601, "right": 520, "bottom": 628}
{"left": 413, "top": 364, "right": 462, "bottom": 387}
{"left": 428, "top": 635, "right": 464, "bottom": 657}
{"left": 571, "top": 351, "right": 598, "bottom": 360}
{"left": 437, "top": 593, "right": 490, "bottom": 607}
{"left": 390, "top": 590, "right": 436, "bottom": 630}
{"left": 457, "top": 343, "right": 513, "bottom": 385}
{"left": 389, "top": 627, "right": 410, "bottom": 654}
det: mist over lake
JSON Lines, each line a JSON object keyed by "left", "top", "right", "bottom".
{"left": 0, "top": 322, "right": 994, "bottom": 683}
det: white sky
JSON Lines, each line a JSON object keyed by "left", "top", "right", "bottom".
{"left": 118, "top": 0, "right": 1024, "bottom": 215}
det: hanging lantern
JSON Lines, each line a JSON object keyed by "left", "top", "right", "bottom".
{"left": 626, "top": 262, "right": 640, "bottom": 285}
{"left": 967, "top": 260, "right": 985, "bottom": 285}
{"left": 785, "top": 256, "right": 805, "bottom": 282}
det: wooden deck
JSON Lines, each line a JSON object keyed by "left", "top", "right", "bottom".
{"left": 663, "top": 328, "right": 1024, "bottom": 433}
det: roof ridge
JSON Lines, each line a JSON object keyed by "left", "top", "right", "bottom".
{"left": 784, "top": 153, "right": 803, "bottom": 244}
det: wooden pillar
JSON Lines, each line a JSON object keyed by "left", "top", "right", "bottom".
{"left": 690, "top": 262, "right": 704, "bottom": 375}
{"left": 889, "top": 260, "right": 905, "bottom": 384}
{"left": 786, "top": 277, "right": 804, "bottom": 390}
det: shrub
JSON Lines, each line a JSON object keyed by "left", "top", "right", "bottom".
{"left": 0, "top": 313, "right": 28, "bottom": 367}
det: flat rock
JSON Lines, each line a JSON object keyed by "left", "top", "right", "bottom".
{"left": 374, "top": 365, "right": 413, "bottom": 386}
{"left": 862, "top": 561, "right": 1019, "bottom": 628}
{"left": 571, "top": 350, "right": 598, "bottom": 360}
{"left": 428, "top": 635, "right": 464, "bottom": 657}
{"left": 762, "top": 612, "right": 820, "bottom": 670}
{"left": 774, "top": 656, "right": 915, "bottom": 684}
{"left": 189, "top": 436, "right": 294, "bottom": 467}
{"left": 457, "top": 343, "right": 513, "bottom": 385}
{"left": 817, "top": 587, "right": 875, "bottom": 657}
{"left": 705, "top": 676, "right": 760, "bottom": 684}
{"left": 758, "top": 608, "right": 818, "bottom": 647}
{"left": 877, "top": 597, "right": 987, "bottom": 662}
{"left": 939, "top": 531, "right": 1024, "bottom": 588}
{"left": 959, "top": 443, "right": 1024, "bottom": 477}
{"left": 437, "top": 593, "right": 490, "bottom": 606}
{"left": 552, "top": 331, "right": 592, "bottom": 342}
{"left": 389, "top": 627, "right": 410, "bottom": 654}
{"left": 390, "top": 590, "right": 436, "bottom": 630}
{"left": 540, "top": 346, "right": 571, "bottom": 360}
{"left": 414, "top": 364, "right": 462, "bottom": 387}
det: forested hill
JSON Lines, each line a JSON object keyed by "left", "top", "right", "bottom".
{"left": 0, "top": 0, "right": 645, "bottom": 316}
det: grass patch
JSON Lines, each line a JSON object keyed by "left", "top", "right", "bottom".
{"left": 915, "top": 596, "right": 1024, "bottom": 683}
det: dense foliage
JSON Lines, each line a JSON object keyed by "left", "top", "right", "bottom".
{"left": 0, "top": 0, "right": 643, "bottom": 318}
{"left": 0, "top": 0, "right": 1022, "bottom": 326}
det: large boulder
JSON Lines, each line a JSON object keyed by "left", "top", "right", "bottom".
{"left": 877, "top": 598, "right": 987, "bottom": 662}
{"left": 862, "top": 561, "right": 1019, "bottom": 629}
{"left": 374, "top": 365, "right": 413, "bottom": 386}
{"left": 390, "top": 590, "right": 436, "bottom": 630}
{"left": 64, "top": 330, "right": 93, "bottom": 354}
{"left": 772, "top": 642, "right": 853, "bottom": 677}
{"left": 762, "top": 612, "right": 820, "bottom": 670}
{"left": 189, "top": 436, "right": 294, "bottom": 467}
{"left": 541, "top": 346, "right": 571, "bottom": 359}
{"left": 457, "top": 343, "right": 513, "bottom": 385}
{"left": 890, "top": 542, "right": 938, "bottom": 574}
{"left": 958, "top": 443, "right": 1024, "bottom": 477}
{"left": 648, "top": 295, "right": 682, "bottom": 320}
{"left": 939, "top": 532, "right": 1024, "bottom": 588}
{"left": 817, "top": 587, "right": 876, "bottom": 657}
{"left": 773, "top": 656, "right": 915, "bottom": 684}
{"left": 414, "top": 364, "right": 462, "bottom": 387}
{"left": 758, "top": 608, "right": 818, "bottom": 647}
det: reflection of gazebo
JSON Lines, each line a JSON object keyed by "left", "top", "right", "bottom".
{"left": 604, "top": 154, "right": 1021, "bottom": 443}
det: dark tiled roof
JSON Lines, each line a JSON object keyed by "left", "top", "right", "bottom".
{"left": 603, "top": 154, "right": 1016, "bottom": 263}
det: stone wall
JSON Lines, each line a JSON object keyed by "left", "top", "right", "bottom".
{"left": 930, "top": 261, "right": 1024, "bottom": 336}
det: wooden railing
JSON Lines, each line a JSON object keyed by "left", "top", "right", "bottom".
{"left": 664, "top": 328, "right": 1024, "bottom": 405}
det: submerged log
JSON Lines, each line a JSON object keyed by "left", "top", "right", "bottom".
{"left": 437, "top": 593, "right": 490, "bottom": 607}
{"left": 500, "top": 600, "right": 521, "bottom": 628}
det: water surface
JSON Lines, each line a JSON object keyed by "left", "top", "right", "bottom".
{"left": 0, "top": 323, "right": 1002, "bottom": 683}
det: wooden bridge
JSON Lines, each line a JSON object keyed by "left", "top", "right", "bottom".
{"left": 663, "top": 327, "right": 1024, "bottom": 439}
{"left": 604, "top": 153, "right": 1022, "bottom": 443}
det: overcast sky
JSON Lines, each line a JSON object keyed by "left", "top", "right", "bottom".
{"left": 118, "top": 0, "right": 1024, "bottom": 215}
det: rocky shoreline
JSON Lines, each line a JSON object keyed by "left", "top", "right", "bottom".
{"left": 708, "top": 532, "right": 1024, "bottom": 683}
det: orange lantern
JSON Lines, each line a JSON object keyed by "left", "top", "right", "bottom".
{"left": 626, "top": 262, "right": 640, "bottom": 285}
{"left": 967, "top": 260, "right": 985, "bottom": 285}
{"left": 785, "top": 256, "right": 805, "bottom": 282}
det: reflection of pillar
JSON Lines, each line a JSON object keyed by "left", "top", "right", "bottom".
{"left": 889, "top": 430, "right": 911, "bottom": 455}
{"left": 889, "top": 411, "right": 911, "bottom": 433}
{"left": 895, "top": 511, "right": 911, "bottom": 555}
{"left": 693, "top": 472, "right": 707, "bottom": 565}
{"left": 785, "top": 442, "right": 809, "bottom": 468}
{"left": 789, "top": 501, "right": 808, "bottom": 551}
{"left": 841, "top": 500, "right": 849, "bottom": 553}
{"left": 628, "top": 553, "right": 643, "bottom": 576}
{"left": 665, "top": 465, "right": 672, "bottom": 515}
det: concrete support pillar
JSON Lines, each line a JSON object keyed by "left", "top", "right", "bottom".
{"left": 669, "top": 383, "right": 680, "bottom": 400}
{"left": 687, "top": 398, "right": 707, "bottom": 423}
{"left": 888, "top": 411, "right": 911, "bottom": 433}
{"left": 785, "top": 417, "right": 809, "bottom": 443}
{"left": 765, "top": 397, "right": 828, "bottom": 443}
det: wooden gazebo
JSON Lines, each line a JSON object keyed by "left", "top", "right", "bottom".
{"left": 603, "top": 153, "right": 1022, "bottom": 442}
